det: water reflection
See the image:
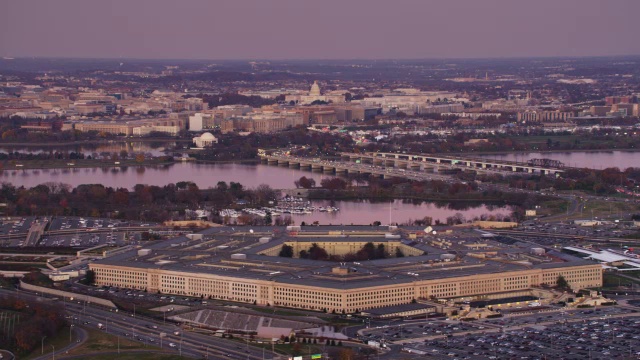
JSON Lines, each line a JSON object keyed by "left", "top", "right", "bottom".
{"left": 0, "top": 162, "right": 510, "bottom": 225}
{"left": 287, "top": 199, "right": 510, "bottom": 225}
{"left": 477, "top": 150, "right": 640, "bottom": 169}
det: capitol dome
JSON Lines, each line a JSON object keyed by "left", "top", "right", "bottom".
{"left": 309, "top": 80, "right": 321, "bottom": 96}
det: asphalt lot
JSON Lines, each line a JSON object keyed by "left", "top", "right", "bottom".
{"left": 403, "top": 316, "right": 640, "bottom": 359}
{"left": 514, "top": 220, "right": 638, "bottom": 240}
{"left": 358, "top": 305, "right": 640, "bottom": 360}
{"left": 0, "top": 216, "right": 153, "bottom": 247}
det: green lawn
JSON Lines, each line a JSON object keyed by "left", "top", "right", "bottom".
{"left": 67, "top": 353, "right": 189, "bottom": 360}
{"left": 23, "top": 325, "right": 74, "bottom": 360}
{"left": 68, "top": 327, "right": 150, "bottom": 355}
{"left": 602, "top": 273, "right": 635, "bottom": 289}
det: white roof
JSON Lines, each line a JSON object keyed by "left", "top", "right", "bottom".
{"left": 199, "top": 132, "right": 216, "bottom": 139}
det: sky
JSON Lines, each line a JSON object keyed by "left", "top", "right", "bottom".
{"left": 1, "top": 0, "right": 639, "bottom": 60}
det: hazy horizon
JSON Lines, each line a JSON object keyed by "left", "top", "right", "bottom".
{"left": 2, "top": 0, "right": 639, "bottom": 60}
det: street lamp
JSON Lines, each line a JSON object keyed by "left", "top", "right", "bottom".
{"left": 41, "top": 336, "right": 47, "bottom": 354}
{"left": 51, "top": 345, "right": 55, "bottom": 360}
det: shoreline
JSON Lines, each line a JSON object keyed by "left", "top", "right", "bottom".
{"left": 0, "top": 158, "right": 261, "bottom": 171}
{"left": 0, "top": 137, "right": 193, "bottom": 147}
{"left": 457, "top": 148, "right": 640, "bottom": 156}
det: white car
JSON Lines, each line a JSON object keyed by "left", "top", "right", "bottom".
{"left": 169, "top": 343, "right": 177, "bottom": 348}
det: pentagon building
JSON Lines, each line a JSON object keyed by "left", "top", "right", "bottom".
{"left": 89, "top": 226, "right": 602, "bottom": 313}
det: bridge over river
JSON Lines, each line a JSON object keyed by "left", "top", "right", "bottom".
{"left": 259, "top": 151, "right": 564, "bottom": 179}
{"left": 341, "top": 152, "right": 565, "bottom": 176}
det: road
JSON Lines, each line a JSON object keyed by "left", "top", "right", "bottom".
{"left": 1, "top": 288, "right": 280, "bottom": 360}
{"left": 31, "top": 326, "right": 88, "bottom": 360}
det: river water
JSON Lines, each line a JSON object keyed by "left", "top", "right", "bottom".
{"left": 476, "top": 150, "right": 640, "bottom": 169}
{"left": 0, "top": 162, "right": 510, "bottom": 225}
{"left": 3, "top": 147, "right": 634, "bottom": 224}
{"left": 284, "top": 199, "right": 508, "bottom": 226}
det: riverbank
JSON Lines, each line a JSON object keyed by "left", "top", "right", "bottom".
{"left": 0, "top": 137, "right": 192, "bottom": 147}
{"left": 458, "top": 148, "right": 640, "bottom": 156}
{"left": 0, "top": 157, "right": 266, "bottom": 171}
{"left": 306, "top": 188, "right": 536, "bottom": 207}
{"left": 194, "top": 158, "right": 261, "bottom": 165}
{"left": 0, "top": 158, "right": 175, "bottom": 170}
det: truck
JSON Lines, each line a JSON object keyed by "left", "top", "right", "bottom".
{"left": 98, "top": 323, "right": 105, "bottom": 330}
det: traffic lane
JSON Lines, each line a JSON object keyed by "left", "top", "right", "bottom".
{"left": 2, "top": 289, "right": 268, "bottom": 360}
{"left": 65, "top": 303, "right": 274, "bottom": 360}
{"left": 29, "top": 321, "right": 88, "bottom": 360}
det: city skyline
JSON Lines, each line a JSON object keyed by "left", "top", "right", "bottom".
{"left": 1, "top": 0, "right": 640, "bottom": 60}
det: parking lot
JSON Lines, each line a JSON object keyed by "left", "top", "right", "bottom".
{"left": 0, "top": 216, "right": 36, "bottom": 234}
{"left": 366, "top": 305, "right": 640, "bottom": 359}
{"left": 0, "top": 216, "right": 153, "bottom": 248}
{"left": 403, "top": 315, "right": 640, "bottom": 359}
{"left": 515, "top": 220, "right": 638, "bottom": 240}
{"left": 361, "top": 320, "right": 490, "bottom": 343}
{"left": 48, "top": 216, "right": 148, "bottom": 232}
{"left": 39, "top": 231, "right": 126, "bottom": 247}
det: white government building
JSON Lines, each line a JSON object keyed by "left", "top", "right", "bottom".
{"left": 192, "top": 132, "right": 218, "bottom": 148}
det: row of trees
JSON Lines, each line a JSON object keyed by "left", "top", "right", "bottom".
{"left": 280, "top": 242, "right": 405, "bottom": 261}
{"left": 473, "top": 166, "right": 640, "bottom": 195}
{"left": 0, "top": 180, "right": 278, "bottom": 222}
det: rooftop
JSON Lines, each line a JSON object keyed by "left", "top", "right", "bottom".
{"left": 94, "top": 226, "right": 597, "bottom": 289}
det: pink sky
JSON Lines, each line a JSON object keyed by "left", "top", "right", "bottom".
{"left": 1, "top": 0, "right": 638, "bottom": 59}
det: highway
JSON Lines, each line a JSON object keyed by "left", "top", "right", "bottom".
{"left": 2, "top": 289, "right": 279, "bottom": 360}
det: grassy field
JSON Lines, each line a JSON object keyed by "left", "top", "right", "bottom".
{"left": 228, "top": 337, "right": 327, "bottom": 358}
{"left": 71, "top": 353, "right": 189, "bottom": 360}
{"left": 545, "top": 198, "right": 640, "bottom": 221}
{"left": 602, "top": 273, "right": 636, "bottom": 289}
{"left": 23, "top": 325, "right": 190, "bottom": 359}
{"left": 23, "top": 325, "right": 74, "bottom": 360}
{"left": 623, "top": 271, "right": 640, "bottom": 279}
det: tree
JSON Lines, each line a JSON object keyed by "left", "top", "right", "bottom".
{"left": 83, "top": 270, "right": 96, "bottom": 285}
{"left": 308, "top": 243, "right": 329, "bottom": 260}
{"left": 556, "top": 275, "right": 570, "bottom": 290}
{"left": 395, "top": 247, "right": 405, "bottom": 258}
{"left": 294, "top": 176, "right": 316, "bottom": 189}
{"left": 135, "top": 153, "right": 145, "bottom": 163}
{"left": 320, "top": 177, "right": 347, "bottom": 191}
{"left": 279, "top": 244, "right": 294, "bottom": 258}
{"left": 216, "top": 181, "right": 228, "bottom": 192}
{"left": 264, "top": 211, "right": 272, "bottom": 226}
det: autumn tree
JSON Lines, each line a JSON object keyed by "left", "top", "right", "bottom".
{"left": 294, "top": 176, "right": 316, "bottom": 189}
